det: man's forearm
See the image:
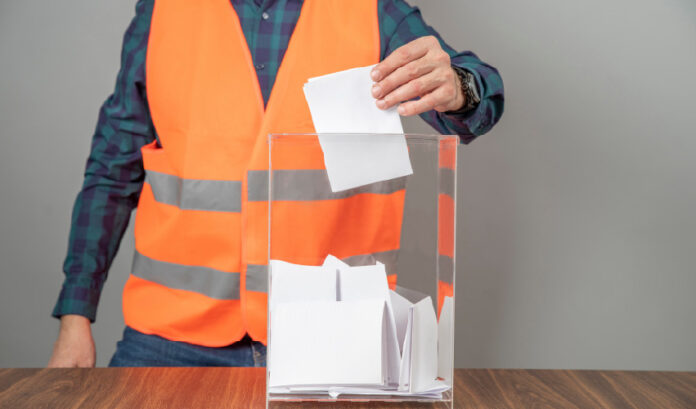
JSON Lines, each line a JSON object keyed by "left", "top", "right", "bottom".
{"left": 52, "top": 0, "right": 156, "bottom": 323}
{"left": 53, "top": 170, "right": 143, "bottom": 322}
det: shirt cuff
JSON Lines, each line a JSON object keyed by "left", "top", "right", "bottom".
{"left": 439, "top": 66, "right": 489, "bottom": 142}
{"left": 51, "top": 277, "right": 105, "bottom": 322}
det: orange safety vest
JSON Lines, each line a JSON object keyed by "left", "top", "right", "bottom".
{"left": 122, "top": 0, "right": 405, "bottom": 347}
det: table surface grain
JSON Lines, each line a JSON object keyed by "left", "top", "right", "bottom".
{"left": 0, "top": 368, "right": 694, "bottom": 409}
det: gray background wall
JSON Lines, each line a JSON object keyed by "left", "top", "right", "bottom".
{"left": 1, "top": 0, "right": 695, "bottom": 369}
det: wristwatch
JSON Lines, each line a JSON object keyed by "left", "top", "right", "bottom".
{"left": 448, "top": 66, "right": 480, "bottom": 114}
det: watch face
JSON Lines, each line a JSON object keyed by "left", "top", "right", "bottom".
{"left": 449, "top": 67, "right": 480, "bottom": 113}
{"left": 466, "top": 73, "right": 480, "bottom": 104}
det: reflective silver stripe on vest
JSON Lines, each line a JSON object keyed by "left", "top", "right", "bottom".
{"left": 246, "top": 264, "right": 268, "bottom": 293}
{"left": 439, "top": 167, "right": 455, "bottom": 199}
{"left": 439, "top": 254, "right": 454, "bottom": 284}
{"left": 247, "top": 170, "right": 406, "bottom": 202}
{"left": 342, "top": 249, "right": 400, "bottom": 275}
{"left": 145, "top": 170, "right": 242, "bottom": 212}
{"left": 131, "top": 251, "right": 241, "bottom": 300}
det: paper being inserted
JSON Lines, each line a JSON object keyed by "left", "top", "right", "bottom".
{"left": 303, "top": 65, "right": 413, "bottom": 192}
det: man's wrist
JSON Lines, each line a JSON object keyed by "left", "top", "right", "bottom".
{"left": 446, "top": 66, "right": 480, "bottom": 115}
{"left": 60, "top": 314, "right": 91, "bottom": 330}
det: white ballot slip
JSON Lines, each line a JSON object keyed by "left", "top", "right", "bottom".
{"left": 322, "top": 254, "right": 350, "bottom": 272}
{"left": 337, "top": 263, "right": 401, "bottom": 386}
{"left": 398, "top": 307, "right": 414, "bottom": 391}
{"left": 303, "top": 65, "right": 413, "bottom": 192}
{"left": 389, "top": 289, "right": 412, "bottom": 355}
{"left": 269, "top": 260, "right": 336, "bottom": 310}
{"left": 268, "top": 299, "right": 387, "bottom": 388}
{"left": 336, "top": 263, "right": 389, "bottom": 302}
{"left": 326, "top": 381, "right": 451, "bottom": 399}
{"left": 269, "top": 383, "right": 449, "bottom": 400}
{"left": 437, "top": 296, "right": 454, "bottom": 383}
{"left": 268, "top": 257, "right": 447, "bottom": 398}
{"left": 409, "top": 296, "right": 440, "bottom": 393}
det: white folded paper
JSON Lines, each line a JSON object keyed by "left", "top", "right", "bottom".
{"left": 333, "top": 262, "right": 401, "bottom": 386}
{"left": 408, "top": 296, "right": 440, "bottom": 392}
{"left": 438, "top": 296, "right": 455, "bottom": 383}
{"left": 268, "top": 255, "right": 448, "bottom": 398}
{"left": 303, "top": 65, "right": 413, "bottom": 192}
{"left": 268, "top": 259, "right": 336, "bottom": 310}
{"left": 269, "top": 298, "right": 387, "bottom": 387}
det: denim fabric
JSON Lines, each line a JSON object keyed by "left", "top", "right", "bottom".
{"left": 108, "top": 327, "right": 267, "bottom": 367}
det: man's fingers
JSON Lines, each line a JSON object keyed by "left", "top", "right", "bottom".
{"left": 372, "top": 56, "right": 437, "bottom": 100}
{"left": 371, "top": 35, "right": 460, "bottom": 115}
{"left": 397, "top": 86, "right": 451, "bottom": 116}
{"left": 371, "top": 36, "right": 437, "bottom": 82}
{"left": 376, "top": 69, "right": 444, "bottom": 110}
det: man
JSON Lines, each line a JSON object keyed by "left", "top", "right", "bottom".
{"left": 48, "top": 0, "right": 504, "bottom": 367}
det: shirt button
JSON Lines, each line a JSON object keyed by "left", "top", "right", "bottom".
{"left": 255, "top": 63, "right": 265, "bottom": 71}
{"left": 262, "top": 12, "right": 270, "bottom": 20}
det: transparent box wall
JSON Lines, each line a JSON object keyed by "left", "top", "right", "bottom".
{"left": 267, "top": 134, "right": 457, "bottom": 408}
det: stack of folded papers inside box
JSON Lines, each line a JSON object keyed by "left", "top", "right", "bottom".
{"left": 267, "top": 255, "right": 453, "bottom": 399}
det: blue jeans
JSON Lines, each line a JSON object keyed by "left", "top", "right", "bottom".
{"left": 108, "top": 327, "right": 267, "bottom": 367}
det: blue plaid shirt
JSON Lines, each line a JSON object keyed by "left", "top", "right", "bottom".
{"left": 53, "top": 0, "right": 504, "bottom": 321}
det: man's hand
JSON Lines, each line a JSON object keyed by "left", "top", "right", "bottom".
{"left": 47, "top": 314, "right": 96, "bottom": 368}
{"left": 371, "top": 35, "right": 465, "bottom": 116}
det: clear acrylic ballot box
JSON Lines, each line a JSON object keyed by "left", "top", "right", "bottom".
{"left": 266, "top": 134, "right": 457, "bottom": 408}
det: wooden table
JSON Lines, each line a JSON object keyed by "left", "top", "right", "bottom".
{"left": 0, "top": 368, "right": 694, "bottom": 408}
